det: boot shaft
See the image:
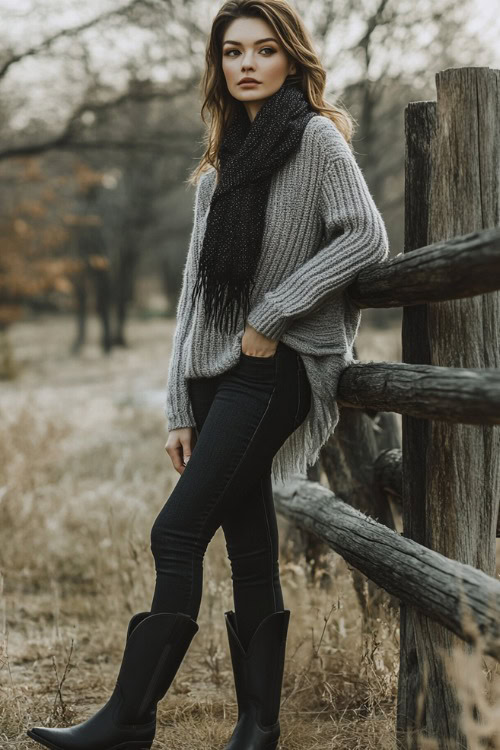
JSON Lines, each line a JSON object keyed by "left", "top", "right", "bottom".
{"left": 116, "top": 611, "right": 199, "bottom": 724}
{"left": 224, "top": 609, "right": 290, "bottom": 728}
{"left": 27, "top": 610, "right": 199, "bottom": 750}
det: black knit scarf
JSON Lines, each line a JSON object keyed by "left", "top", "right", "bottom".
{"left": 191, "top": 79, "right": 317, "bottom": 335}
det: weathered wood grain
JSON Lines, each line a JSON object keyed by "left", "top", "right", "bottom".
{"left": 272, "top": 475, "right": 500, "bottom": 661}
{"left": 373, "top": 448, "right": 500, "bottom": 538}
{"left": 348, "top": 226, "right": 500, "bottom": 308}
{"left": 337, "top": 361, "right": 500, "bottom": 424}
{"left": 400, "top": 66, "right": 500, "bottom": 749}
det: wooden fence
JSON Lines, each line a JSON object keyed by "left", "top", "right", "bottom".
{"left": 274, "top": 66, "right": 500, "bottom": 750}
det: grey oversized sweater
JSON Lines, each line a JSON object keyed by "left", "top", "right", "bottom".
{"left": 165, "top": 115, "right": 389, "bottom": 484}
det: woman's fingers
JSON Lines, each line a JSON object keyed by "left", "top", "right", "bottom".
{"left": 165, "top": 440, "right": 182, "bottom": 474}
{"left": 242, "top": 323, "right": 279, "bottom": 356}
{"left": 165, "top": 428, "right": 194, "bottom": 474}
{"left": 173, "top": 443, "right": 185, "bottom": 474}
{"left": 181, "top": 436, "right": 192, "bottom": 468}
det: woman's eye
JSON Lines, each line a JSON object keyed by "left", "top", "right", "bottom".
{"left": 224, "top": 47, "right": 275, "bottom": 56}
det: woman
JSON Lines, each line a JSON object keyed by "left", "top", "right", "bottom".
{"left": 27, "top": 1, "right": 389, "bottom": 749}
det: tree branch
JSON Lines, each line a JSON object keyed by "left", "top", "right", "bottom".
{"left": 0, "top": 0, "right": 147, "bottom": 80}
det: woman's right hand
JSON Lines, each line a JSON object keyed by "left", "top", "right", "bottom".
{"left": 165, "top": 427, "right": 196, "bottom": 475}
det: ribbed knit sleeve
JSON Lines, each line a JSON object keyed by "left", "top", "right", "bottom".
{"left": 246, "top": 145, "right": 389, "bottom": 341}
{"left": 165, "top": 176, "right": 208, "bottom": 431}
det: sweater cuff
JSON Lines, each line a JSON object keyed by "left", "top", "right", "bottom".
{"left": 165, "top": 406, "right": 197, "bottom": 432}
{"left": 246, "top": 297, "right": 289, "bottom": 340}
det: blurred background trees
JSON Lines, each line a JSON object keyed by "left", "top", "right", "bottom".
{"left": 0, "top": 0, "right": 498, "bottom": 375}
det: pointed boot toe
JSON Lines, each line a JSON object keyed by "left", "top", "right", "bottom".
{"left": 27, "top": 727, "right": 66, "bottom": 750}
{"left": 26, "top": 610, "right": 199, "bottom": 750}
{"left": 27, "top": 686, "right": 156, "bottom": 750}
{"left": 223, "top": 609, "right": 290, "bottom": 750}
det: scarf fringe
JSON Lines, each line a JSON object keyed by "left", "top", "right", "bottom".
{"left": 192, "top": 269, "right": 256, "bottom": 335}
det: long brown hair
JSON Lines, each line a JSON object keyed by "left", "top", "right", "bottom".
{"left": 186, "top": 0, "right": 356, "bottom": 187}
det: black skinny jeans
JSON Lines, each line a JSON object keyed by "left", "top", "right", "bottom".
{"left": 150, "top": 340, "right": 312, "bottom": 650}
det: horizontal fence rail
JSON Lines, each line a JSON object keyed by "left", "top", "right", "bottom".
{"left": 337, "top": 362, "right": 500, "bottom": 424}
{"left": 348, "top": 226, "right": 500, "bottom": 308}
{"left": 273, "top": 474, "right": 500, "bottom": 661}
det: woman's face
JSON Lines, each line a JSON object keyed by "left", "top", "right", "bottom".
{"left": 221, "top": 16, "right": 296, "bottom": 122}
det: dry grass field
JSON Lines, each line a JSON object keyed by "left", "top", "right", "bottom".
{"left": 0, "top": 314, "right": 499, "bottom": 749}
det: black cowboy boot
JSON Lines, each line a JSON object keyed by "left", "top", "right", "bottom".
{"left": 223, "top": 609, "right": 290, "bottom": 750}
{"left": 27, "top": 610, "right": 199, "bottom": 750}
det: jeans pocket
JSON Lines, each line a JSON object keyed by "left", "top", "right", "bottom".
{"left": 240, "top": 347, "right": 278, "bottom": 360}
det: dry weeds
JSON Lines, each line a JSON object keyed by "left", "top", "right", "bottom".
{"left": 0, "top": 315, "right": 498, "bottom": 749}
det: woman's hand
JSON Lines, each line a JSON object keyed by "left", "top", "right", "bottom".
{"left": 165, "top": 427, "right": 196, "bottom": 474}
{"left": 241, "top": 323, "right": 278, "bottom": 357}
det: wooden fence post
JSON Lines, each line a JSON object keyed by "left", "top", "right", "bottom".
{"left": 398, "top": 67, "right": 500, "bottom": 749}
{"left": 397, "top": 97, "right": 436, "bottom": 749}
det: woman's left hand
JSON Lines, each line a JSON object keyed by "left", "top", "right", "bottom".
{"left": 241, "top": 323, "right": 279, "bottom": 357}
